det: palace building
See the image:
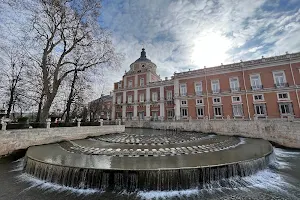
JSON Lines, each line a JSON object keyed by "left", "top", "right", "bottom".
{"left": 111, "top": 48, "right": 300, "bottom": 121}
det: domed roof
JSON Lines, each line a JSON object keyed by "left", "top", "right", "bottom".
{"left": 134, "top": 48, "right": 152, "bottom": 63}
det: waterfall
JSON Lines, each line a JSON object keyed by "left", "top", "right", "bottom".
{"left": 23, "top": 152, "right": 273, "bottom": 192}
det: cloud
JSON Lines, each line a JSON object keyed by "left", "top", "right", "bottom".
{"left": 2, "top": 0, "right": 300, "bottom": 99}
{"left": 99, "top": 0, "right": 300, "bottom": 95}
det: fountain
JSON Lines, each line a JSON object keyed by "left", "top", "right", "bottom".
{"left": 23, "top": 129, "right": 273, "bottom": 192}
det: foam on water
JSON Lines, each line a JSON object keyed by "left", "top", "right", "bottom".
{"left": 138, "top": 169, "right": 299, "bottom": 200}
{"left": 17, "top": 173, "right": 100, "bottom": 196}
{"left": 10, "top": 157, "right": 24, "bottom": 172}
{"left": 270, "top": 147, "right": 300, "bottom": 170}
{"left": 274, "top": 147, "right": 300, "bottom": 158}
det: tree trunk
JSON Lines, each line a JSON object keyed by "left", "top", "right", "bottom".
{"left": 6, "top": 86, "right": 15, "bottom": 118}
{"left": 36, "top": 93, "right": 44, "bottom": 122}
{"left": 39, "top": 99, "right": 52, "bottom": 122}
{"left": 65, "top": 69, "right": 78, "bottom": 123}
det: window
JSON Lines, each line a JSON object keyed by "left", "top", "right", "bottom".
{"left": 214, "top": 106, "right": 222, "bottom": 116}
{"left": 213, "top": 97, "right": 221, "bottom": 104}
{"left": 253, "top": 94, "right": 264, "bottom": 101}
{"left": 196, "top": 98, "right": 203, "bottom": 105}
{"left": 279, "top": 103, "right": 293, "bottom": 115}
{"left": 197, "top": 107, "right": 204, "bottom": 117}
{"left": 232, "top": 96, "right": 241, "bottom": 103}
{"left": 167, "top": 110, "right": 174, "bottom": 118}
{"left": 211, "top": 80, "right": 220, "bottom": 93}
{"left": 152, "top": 111, "right": 158, "bottom": 119}
{"left": 181, "top": 100, "right": 187, "bottom": 106}
{"left": 273, "top": 71, "right": 286, "bottom": 87}
{"left": 181, "top": 108, "right": 188, "bottom": 117}
{"left": 277, "top": 92, "right": 290, "bottom": 100}
{"left": 152, "top": 92, "right": 158, "bottom": 102}
{"left": 232, "top": 104, "right": 243, "bottom": 116}
{"left": 127, "top": 112, "right": 133, "bottom": 120}
{"left": 250, "top": 74, "right": 262, "bottom": 90}
{"left": 128, "top": 80, "right": 133, "bottom": 88}
{"left": 140, "top": 78, "right": 144, "bottom": 86}
{"left": 128, "top": 95, "right": 132, "bottom": 103}
{"left": 254, "top": 104, "right": 266, "bottom": 115}
{"left": 117, "top": 96, "right": 122, "bottom": 104}
{"left": 139, "top": 93, "right": 144, "bottom": 102}
{"left": 195, "top": 82, "right": 202, "bottom": 95}
{"left": 118, "top": 82, "right": 122, "bottom": 89}
{"left": 180, "top": 84, "right": 187, "bottom": 96}
{"left": 139, "top": 112, "right": 144, "bottom": 120}
{"left": 166, "top": 91, "right": 172, "bottom": 100}
{"left": 230, "top": 77, "right": 239, "bottom": 91}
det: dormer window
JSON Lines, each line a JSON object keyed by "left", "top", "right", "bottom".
{"left": 140, "top": 78, "right": 144, "bottom": 86}
{"left": 128, "top": 80, "right": 133, "bottom": 88}
{"left": 142, "top": 65, "right": 145, "bottom": 68}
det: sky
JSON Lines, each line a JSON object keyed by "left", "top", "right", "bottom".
{"left": 98, "top": 0, "right": 300, "bottom": 94}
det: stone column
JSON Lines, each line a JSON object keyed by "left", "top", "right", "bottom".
{"left": 147, "top": 71, "right": 151, "bottom": 84}
{"left": 133, "top": 89, "right": 138, "bottom": 120}
{"left": 135, "top": 75, "right": 138, "bottom": 87}
{"left": 122, "top": 90, "right": 127, "bottom": 121}
{"left": 100, "top": 119, "right": 103, "bottom": 126}
{"left": 77, "top": 118, "right": 81, "bottom": 127}
{"left": 146, "top": 87, "right": 151, "bottom": 120}
{"left": 46, "top": 118, "right": 51, "bottom": 129}
{"left": 159, "top": 85, "right": 165, "bottom": 120}
{"left": 111, "top": 92, "right": 116, "bottom": 120}
{"left": 174, "top": 99, "right": 180, "bottom": 120}
{"left": 123, "top": 76, "right": 127, "bottom": 88}
{"left": 174, "top": 79, "right": 180, "bottom": 120}
{"left": 122, "top": 105, "right": 126, "bottom": 121}
{"left": 133, "top": 105, "right": 138, "bottom": 120}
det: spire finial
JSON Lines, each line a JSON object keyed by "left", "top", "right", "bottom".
{"left": 141, "top": 48, "right": 146, "bottom": 58}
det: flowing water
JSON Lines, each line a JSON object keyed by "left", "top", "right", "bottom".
{"left": 1, "top": 134, "right": 300, "bottom": 199}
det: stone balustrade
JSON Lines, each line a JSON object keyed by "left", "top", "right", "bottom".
{"left": 0, "top": 125, "right": 125, "bottom": 156}
{"left": 125, "top": 119, "right": 300, "bottom": 149}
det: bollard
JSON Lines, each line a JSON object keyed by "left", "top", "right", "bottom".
{"left": 77, "top": 118, "right": 82, "bottom": 127}
{"left": 1, "top": 119, "right": 7, "bottom": 131}
{"left": 46, "top": 118, "right": 51, "bottom": 129}
{"left": 253, "top": 115, "right": 258, "bottom": 121}
{"left": 287, "top": 115, "right": 294, "bottom": 122}
{"left": 100, "top": 119, "right": 103, "bottom": 126}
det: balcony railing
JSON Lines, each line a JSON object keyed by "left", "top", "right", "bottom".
{"left": 212, "top": 89, "right": 220, "bottom": 94}
{"left": 230, "top": 87, "right": 240, "bottom": 92}
{"left": 195, "top": 91, "right": 203, "bottom": 96}
{"left": 251, "top": 85, "right": 263, "bottom": 90}
{"left": 180, "top": 92, "right": 187, "bottom": 96}
{"left": 274, "top": 82, "right": 289, "bottom": 88}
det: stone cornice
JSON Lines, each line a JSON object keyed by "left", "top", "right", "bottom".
{"left": 113, "top": 79, "right": 174, "bottom": 92}
{"left": 174, "top": 52, "right": 300, "bottom": 79}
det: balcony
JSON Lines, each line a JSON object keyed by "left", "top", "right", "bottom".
{"left": 274, "top": 82, "right": 289, "bottom": 88}
{"left": 251, "top": 85, "right": 263, "bottom": 91}
{"left": 180, "top": 92, "right": 187, "bottom": 97}
{"left": 212, "top": 89, "right": 220, "bottom": 94}
{"left": 230, "top": 87, "right": 240, "bottom": 93}
{"left": 195, "top": 91, "right": 203, "bottom": 96}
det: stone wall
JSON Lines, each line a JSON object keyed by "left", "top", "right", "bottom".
{"left": 125, "top": 120, "right": 300, "bottom": 149}
{"left": 0, "top": 125, "right": 125, "bottom": 156}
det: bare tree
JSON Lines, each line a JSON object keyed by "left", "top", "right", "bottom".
{"left": 1, "top": 0, "right": 121, "bottom": 122}
{"left": 0, "top": 47, "right": 28, "bottom": 119}
{"left": 29, "top": 0, "right": 120, "bottom": 122}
